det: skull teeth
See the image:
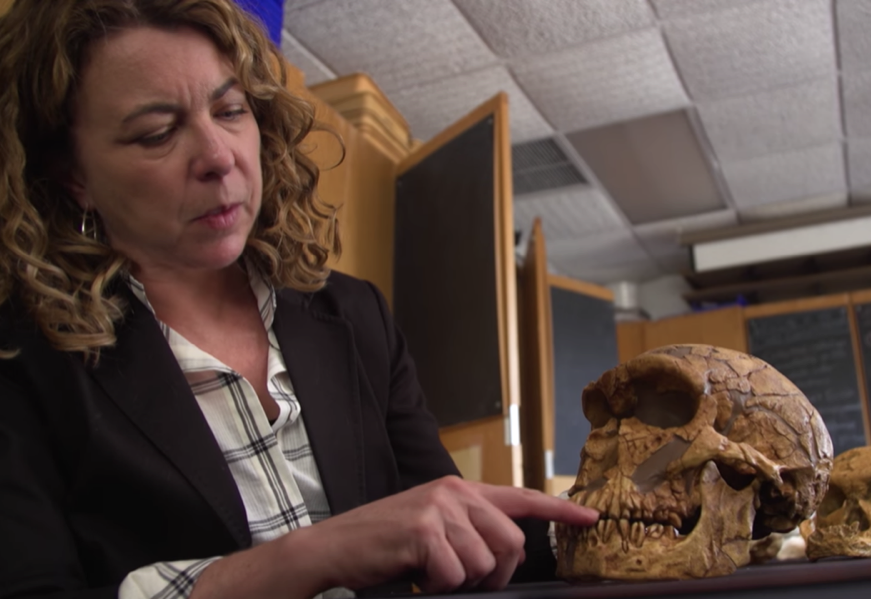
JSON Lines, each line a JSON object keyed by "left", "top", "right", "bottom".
{"left": 603, "top": 518, "right": 616, "bottom": 543}
{"left": 596, "top": 520, "right": 607, "bottom": 537}
{"left": 619, "top": 518, "right": 630, "bottom": 539}
{"left": 631, "top": 521, "right": 645, "bottom": 548}
{"left": 581, "top": 518, "right": 687, "bottom": 549}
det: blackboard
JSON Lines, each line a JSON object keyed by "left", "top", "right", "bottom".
{"left": 852, "top": 302, "right": 871, "bottom": 449}
{"left": 393, "top": 116, "right": 502, "bottom": 428}
{"left": 551, "top": 286, "right": 620, "bottom": 476}
{"left": 747, "top": 307, "right": 867, "bottom": 455}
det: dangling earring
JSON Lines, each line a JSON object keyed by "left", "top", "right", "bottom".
{"left": 80, "top": 209, "right": 98, "bottom": 241}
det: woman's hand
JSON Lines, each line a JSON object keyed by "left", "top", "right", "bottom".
{"left": 297, "top": 475, "right": 599, "bottom": 594}
{"left": 190, "top": 476, "right": 598, "bottom": 599}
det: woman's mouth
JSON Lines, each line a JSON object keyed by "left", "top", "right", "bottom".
{"left": 195, "top": 204, "right": 241, "bottom": 230}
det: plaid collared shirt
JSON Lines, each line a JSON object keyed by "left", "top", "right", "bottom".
{"left": 118, "top": 268, "right": 346, "bottom": 599}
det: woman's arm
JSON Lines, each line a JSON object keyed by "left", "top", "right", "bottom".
{"left": 0, "top": 375, "right": 117, "bottom": 599}
{"left": 188, "top": 476, "right": 597, "bottom": 598}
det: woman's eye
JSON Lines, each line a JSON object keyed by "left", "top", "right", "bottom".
{"left": 139, "top": 128, "right": 173, "bottom": 147}
{"left": 218, "top": 107, "right": 248, "bottom": 120}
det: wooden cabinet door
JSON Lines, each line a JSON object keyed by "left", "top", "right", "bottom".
{"left": 518, "top": 219, "right": 555, "bottom": 492}
{"left": 393, "top": 94, "right": 521, "bottom": 486}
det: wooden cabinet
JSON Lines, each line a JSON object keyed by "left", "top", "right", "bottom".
{"left": 305, "top": 74, "right": 412, "bottom": 305}
{"left": 617, "top": 306, "right": 748, "bottom": 359}
{"left": 644, "top": 306, "right": 748, "bottom": 353}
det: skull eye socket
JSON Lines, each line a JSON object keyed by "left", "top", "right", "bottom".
{"left": 583, "top": 388, "right": 612, "bottom": 429}
{"left": 818, "top": 484, "right": 847, "bottom": 518}
{"left": 633, "top": 381, "right": 698, "bottom": 428}
{"left": 715, "top": 462, "right": 756, "bottom": 490}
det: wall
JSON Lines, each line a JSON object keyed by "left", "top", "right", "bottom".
{"left": 638, "top": 274, "right": 692, "bottom": 320}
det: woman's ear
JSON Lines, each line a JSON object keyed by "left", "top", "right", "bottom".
{"left": 63, "top": 168, "right": 89, "bottom": 210}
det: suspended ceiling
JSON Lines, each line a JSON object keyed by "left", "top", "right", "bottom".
{"left": 281, "top": 0, "right": 870, "bottom": 286}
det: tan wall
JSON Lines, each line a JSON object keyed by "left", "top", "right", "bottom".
{"left": 306, "top": 76, "right": 408, "bottom": 305}
{"left": 617, "top": 306, "right": 748, "bottom": 359}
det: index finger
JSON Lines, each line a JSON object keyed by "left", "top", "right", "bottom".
{"left": 476, "top": 484, "right": 598, "bottom": 526}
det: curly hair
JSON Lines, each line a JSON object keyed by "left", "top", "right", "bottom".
{"left": 0, "top": 0, "right": 341, "bottom": 360}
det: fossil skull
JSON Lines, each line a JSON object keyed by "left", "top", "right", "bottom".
{"left": 556, "top": 344, "right": 833, "bottom": 580}
{"left": 805, "top": 446, "right": 871, "bottom": 559}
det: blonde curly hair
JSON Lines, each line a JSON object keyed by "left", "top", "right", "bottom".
{"left": 0, "top": 0, "right": 341, "bottom": 360}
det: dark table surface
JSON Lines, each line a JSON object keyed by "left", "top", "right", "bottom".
{"left": 398, "top": 558, "right": 871, "bottom": 599}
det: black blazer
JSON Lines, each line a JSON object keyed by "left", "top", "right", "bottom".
{"left": 0, "top": 271, "right": 553, "bottom": 598}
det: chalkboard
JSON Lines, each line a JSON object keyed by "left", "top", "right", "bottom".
{"left": 747, "top": 307, "right": 867, "bottom": 455}
{"left": 852, "top": 302, "right": 871, "bottom": 450}
{"left": 551, "top": 286, "right": 620, "bottom": 476}
{"left": 393, "top": 116, "right": 502, "bottom": 428}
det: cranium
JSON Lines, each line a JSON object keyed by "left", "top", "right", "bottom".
{"left": 805, "top": 446, "right": 871, "bottom": 559}
{"left": 555, "top": 344, "right": 833, "bottom": 580}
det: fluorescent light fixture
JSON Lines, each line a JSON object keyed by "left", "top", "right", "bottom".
{"left": 692, "top": 214, "right": 871, "bottom": 272}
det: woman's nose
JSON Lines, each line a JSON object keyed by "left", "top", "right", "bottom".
{"left": 191, "top": 123, "right": 234, "bottom": 180}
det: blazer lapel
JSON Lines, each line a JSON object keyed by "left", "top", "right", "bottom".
{"left": 272, "top": 289, "right": 366, "bottom": 516}
{"left": 89, "top": 294, "right": 251, "bottom": 548}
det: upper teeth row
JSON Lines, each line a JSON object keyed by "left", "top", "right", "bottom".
{"left": 577, "top": 519, "right": 683, "bottom": 550}
{"left": 575, "top": 490, "right": 685, "bottom": 528}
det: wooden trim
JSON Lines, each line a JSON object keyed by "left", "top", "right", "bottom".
{"left": 743, "top": 293, "right": 850, "bottom": 319}
{"left": 846, "top": 295, "right": 871, "bottom": 446}
{"left": 850, "top": 289, "right": 871, "bottom": 304}
{"left": 397, "top": 95, "right": 505, "bottom": 176}
{"left": 548, "top": 274, "right": 614, "bottom": 302}
{"left": 310, "top": 73, "right": 412, "bottom": 163}
{"left": 519, "top": 219, "right": 555, "bottom": 492}
{"left": 438, "top": 416, "right": 513, "bottom": 486}
{"left": 547, "top": 475, "right": 576, "bottom": 497}
{"left": 491, "top": 93, "right": 523, "bottom": 488}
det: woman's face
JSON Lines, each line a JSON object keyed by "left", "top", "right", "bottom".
{"left": 68, "top": 25, "right": 262, "bottom": 276}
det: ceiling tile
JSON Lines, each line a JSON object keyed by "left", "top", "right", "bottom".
{"left": 453, "top": 0, "right": 655, "bottom": 58}
{"left": 512, "top": 185, "right": 627, "bottom": 242}
{"left": 548, "top": 230, "right": 650, "bottom": 265}
{"left": 847, "top": 138, "right": 871, "bottom": 190}
{"left": 697, "top": 77, "right": 841, "bottom": 162}
{"left": 280, "top": 29, "right": 336, "bottom": 86}
{"left": 561, "top": 260, "right": 664, "bottom": 285}
{"left": 633, "top": 209, "right": 738, "bottom": 258}
{"left": 836, "top": 0, "right": 871, "bottom": 74}
{"left": 548, "top": 232, "right": 659, "bottom": 284}
{"left": 721, "top": 144, "right": 847, "bottom": 209}
{"left": 738, "top": 192, "right": 849, "bottom": 221}
{"left": 284, "top": 0, "right": 325, "bottom": 9}
{"left": 388, "top": 65, "right": 552, "bottom": 143}
{"left": 511, "top": 28, "right": 689, "bottom": 131}
{"left": 663, "top": 0, "right": 836, "bottom": 101}
{"left": 283, "top": 0, "right": 496, "bottom": 94}
{"left": 843, "top": 70, "right": 871, "bottom": 138}
{"left": 650, "top": 0, "right": 759, "bottom": 19}
{"left": 567, "top": 110, "right": 726, "bottom": 224}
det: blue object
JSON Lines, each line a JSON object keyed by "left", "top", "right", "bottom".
{"left": 234, "top": 0, "right": 283, "bottom": 46}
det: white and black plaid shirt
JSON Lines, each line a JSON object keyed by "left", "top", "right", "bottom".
{"left": 118, "top": 268, "right": 347, "bottom": 599}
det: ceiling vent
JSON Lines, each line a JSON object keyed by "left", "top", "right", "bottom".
{"left": 512, "top": 137, "right": 587, "bottom": 196}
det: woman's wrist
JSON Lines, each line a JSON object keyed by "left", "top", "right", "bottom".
{"left": 188, "top": 528, "right": 336, "bottom": 599}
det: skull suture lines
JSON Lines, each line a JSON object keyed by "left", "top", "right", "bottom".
{"left": 556, "top": 344, "right": 833, "bottom": 580}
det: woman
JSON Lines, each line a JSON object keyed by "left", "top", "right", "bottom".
{"left": 0, "top": 1, "right": 597, "bottom": 598}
